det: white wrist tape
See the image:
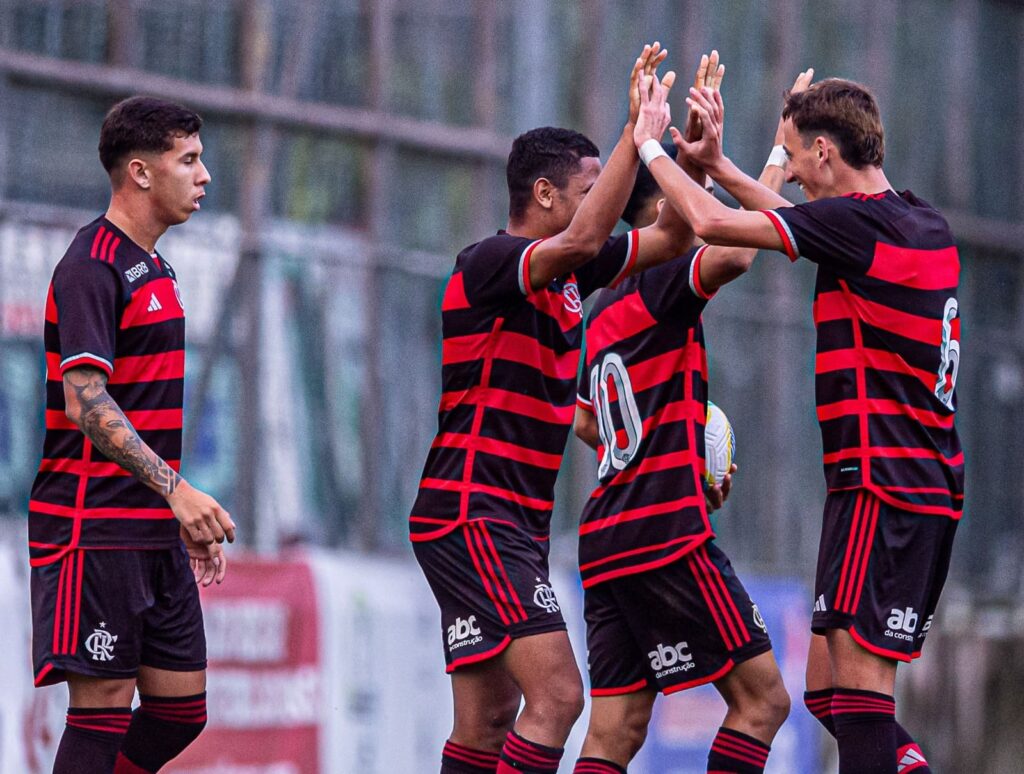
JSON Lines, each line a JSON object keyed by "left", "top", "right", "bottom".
{"left": 704, "top": 176, "right": 715, "bottom": 193}
{"left": 765, "top": 144, "right": 787, "bottom": 169}
{"left": 639, "top": 139, "right": 669, "bottom": 167}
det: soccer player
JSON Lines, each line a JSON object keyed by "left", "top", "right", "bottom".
{"left": 570, "top": 60, "right": 813, "bottom": 774}
{"left": 28, "top": 97, "right": 236, "bottom": 773}
{"left": 635, "top": 71, "right": 961, "bottom": 774}
{"left": 410, "top": 45, "right": 708, "bottom": 774}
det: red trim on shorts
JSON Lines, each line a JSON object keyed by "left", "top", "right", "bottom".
{"left": 71, "top": 550, "right": 85, "bottom": 653}
{"left": 693, "top": 545, "right": 749, "bottom": 647}
{"left": 849, "top": 496, "right": 880, "bottom": 615}
{"left": 848, "top": 626, "right": 920, "bottom": 663}
{"left": 661, "top": 659, "right": 735, "bottom": 694}
{"left": 446, "top": 635, "right": 512, "bottom": 673}
{"left": 34, "top": 663, "right": 56, "bottom": 686}
{"left": 477, "top": 521, "right": 528, "bottom": 620}
{"left": 687, "top": 551, "right": 736, "bottom": 650}
{"left": 463, "top": 524, "right": 514, "bottom": 626}
{"left": 590, "top": 678, "right": 649, "bottom": 697}
{"left": 468, "top": 522, "right": 523, "bottom": 624}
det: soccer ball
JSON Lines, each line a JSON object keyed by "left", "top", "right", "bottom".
{"left": 703, "top": 401, "right": 735, "bottom": 487}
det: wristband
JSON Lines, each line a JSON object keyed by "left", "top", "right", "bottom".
{"left": 639, "top": 139, "right": 669, "bottom": 167}
{"left": 765, "top": 144, "right": 787, "bottom": 169}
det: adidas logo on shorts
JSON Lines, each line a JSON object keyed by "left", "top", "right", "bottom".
{"left": 813, "top": 594, "right": 827, "bottom": 613}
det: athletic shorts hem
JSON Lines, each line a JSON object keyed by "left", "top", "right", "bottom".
{"left": 590, "top": 679, "right": 651, "bottom": 698}
{"left": 508, "top": 618, "right": 567, "bottom": 639}
{"left": 34, "top": 658, "right": 139, "bottom": 687}
{"left": 447, "top": 635, "right": 512, "bottom": 673}
{"left": 661, "top": 659, "right": 736, "bottom": 695}
{"left": 810, "top": 617, "right": 922, "bottom": 664}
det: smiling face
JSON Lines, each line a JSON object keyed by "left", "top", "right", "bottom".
{"left": 142, "top": 132, "right": 211, "bottom": 226}
{"left": 782, "top": 118, "right": 830, "bottom": 201}
{"left": 546, "top": 155, "right": 602, "bottom": 231}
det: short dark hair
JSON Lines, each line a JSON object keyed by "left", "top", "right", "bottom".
{"left": 506, "top": 127, "right": 600, "bottom": 219}
{"left": 782, "top": 78, "right": 884, "bottom": 169}
{"left": 621, "top": 141, "right": 677, "bottom": 227}
{"left": 99, "top": 96, "right": 203, "bottom": 175}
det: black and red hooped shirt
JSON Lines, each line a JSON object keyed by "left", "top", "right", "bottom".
{"left": 763, "top": 190, "right": 964, "bottom": 518}
{"left": 576, "top": 246, "right": 715, "bottom": 587}
{"left": 29, "top": 216, "right": 186, "bottom": 566}
{"left": 409, "top": 229, "right": 639, "bottom": 542}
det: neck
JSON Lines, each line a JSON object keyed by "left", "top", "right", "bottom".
{"left": 105, "top": 192, "right": 168, "bottom": 254}
{"left": 505, "top": 215, "right": 555, "bottom": 241}
{"left": 830, "top": 165, "right": 892, "bottom": 198}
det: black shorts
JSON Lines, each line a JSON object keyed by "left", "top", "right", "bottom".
{"left": 812, "top": 489, "right": 958, "bottom": 662}
{"left": 585, "top": 541, "right": 771, "bottom": 696}
{"left": 413, "top": 519, "right": 567, "bottom": 673}
{"left": 31, "top": 544, "right": 207, "bottom": 686}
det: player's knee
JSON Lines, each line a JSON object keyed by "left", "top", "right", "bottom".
{"left": 454, "top": 694, "right": 519, "bottom": 749}
{"left": 727, "top": 674, "right": 790, "bottom": 735}
{"left": 527, "top": 677, "right": 584, "bottom": 730}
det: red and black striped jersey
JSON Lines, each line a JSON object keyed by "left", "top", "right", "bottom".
{"left": 763, "top": 190, "right": 964, "bottom": 518}
{"left": 576, "top": 246, "right": 714, "bottom": 587}
{"left": 410, "top": 229, "right": 640, "bottom": 542}
{"left": 29, "top": 216, "right": 186, "bottom": 566}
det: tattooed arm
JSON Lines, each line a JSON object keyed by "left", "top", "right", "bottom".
{"left": 63, "top": 366, "right": 236, "bottom": 548}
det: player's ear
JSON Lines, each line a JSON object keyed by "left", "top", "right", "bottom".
{"left": 533, "top": 177, "right": 556, "bottom": 210}
{"left": 126, "top": 157, "right": 152, "bottom": 190}
{"left": 815, "top": 136, "right": 828, "bottom": 167}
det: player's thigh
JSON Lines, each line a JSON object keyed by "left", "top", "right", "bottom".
{"left": 67, "top": 672, "right": 137, "bottom": 707}
{"left": 503, "top": 629, "right": 583, "bottom": 702}
{"left": 805, "top": 633, "right": 831, "bottom": 691}
{"left": 137, "top": 665, "right": 206, "bottom": 697}
{"left": 826, "top": 628, "right": 896, "bottom": 694}
{"left": 714, "top": 650, "right": 787, "bottom": 710}
{"left": 587, "top": 691, "right": 656, "bottom": 739}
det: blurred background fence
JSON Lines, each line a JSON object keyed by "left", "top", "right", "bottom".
{"left": 0, "top": 1, "right": 1022, "bottom": 771}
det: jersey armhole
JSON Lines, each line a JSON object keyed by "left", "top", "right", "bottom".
{"left": 608, "top": 229, "right": 640, "bottom": 289}
{"left": 688, "top": 245, "right": 717, "bottom": 300}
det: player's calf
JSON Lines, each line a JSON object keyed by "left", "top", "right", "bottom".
{"left": 577, "top": 692, "right": 656, "bottom": 768}
{"left": 114, "top": 692, "right": 207, "bottom": 773}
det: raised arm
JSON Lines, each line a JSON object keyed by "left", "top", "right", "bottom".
{"left": 527, "top": 44, "right": 676, "bottom": 290}
{"left": 64, "top": 365, "right": 235, "bottom": 581}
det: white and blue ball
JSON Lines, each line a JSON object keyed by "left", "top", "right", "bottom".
{"left": 703, "top": 401, "right": 735, "bottom": 487}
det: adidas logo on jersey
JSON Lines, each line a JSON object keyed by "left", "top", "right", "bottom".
{"left": 447, "top": 615, "right": 483, "bottom": 651}
{"left": 147, "top": 293, "right": 163, "bottom": 313}
{"left": 813, "top": 594, "right": 827, "bottom": 613}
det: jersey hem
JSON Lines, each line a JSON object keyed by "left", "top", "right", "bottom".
{"left": 580, "top": 532, "right": 714, "bottom": 588}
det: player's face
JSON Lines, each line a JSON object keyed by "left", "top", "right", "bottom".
{"left": 782, "top": 118, "right": 825, "bottom": 201}
{"left": 148, "top": 133, "right": 211, "bottom": 225}
{"left": 552, "top": 156, "right": 602, "bottom": 229}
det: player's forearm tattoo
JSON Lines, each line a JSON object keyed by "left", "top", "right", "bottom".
{"left": 64, "top": 368, "right": 182, "bottom": 497}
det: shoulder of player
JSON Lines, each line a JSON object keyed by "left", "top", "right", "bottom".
{"left": 458, "top": 232, "right": 536, "bottom": 264}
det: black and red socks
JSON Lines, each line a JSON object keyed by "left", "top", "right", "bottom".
{"left": 496, "top": 730, "right": 563, "bottom": 773}
{"left": 114, "top": 692, "right": 207, "bottom": 773}
{"left": 53, "top": 707, "right": 131, "bottom": 773}
{"left": 441, "top": 739, "right": 501, "bottom": 773}
{"left": 706, "top": 726, "right": 770, "bottom": 773}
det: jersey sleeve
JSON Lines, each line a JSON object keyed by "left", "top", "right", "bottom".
{"left": 638, "top": 245, "right": 711, "bottom": 323}
{"left": 459, "top": 234, "right": 541, "bottom": 307}
{"left": 52, "top": 258, "right": 122, "bottom": 377}
{"left": 574, "top": 229, "right": 640, "bottom": 299}
{"left": 763, "top": 197, "right": 874, "bottom": 276}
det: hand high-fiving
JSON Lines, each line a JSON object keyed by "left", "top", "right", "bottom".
{"left": 628, "top": 42, "right": 671, "bottom": 127}
{"left": 632, "top": 56, "right": 676, "bottom": 149}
